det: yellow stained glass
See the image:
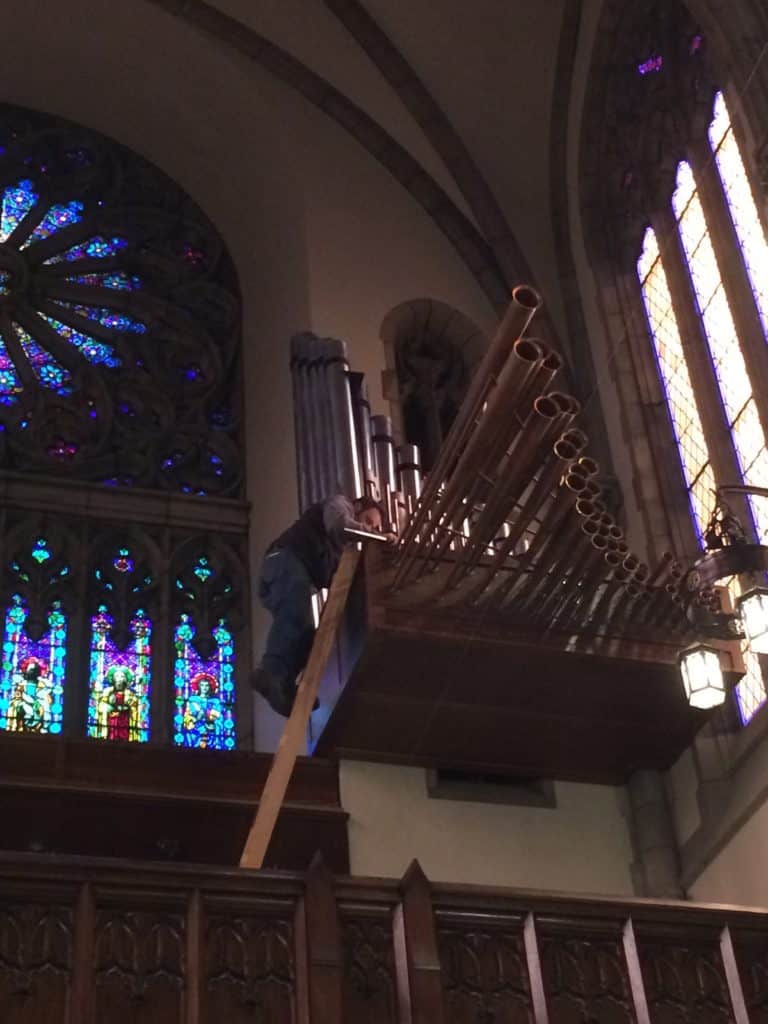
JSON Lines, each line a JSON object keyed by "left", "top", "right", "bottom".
{"left": 710, "top": 92, "right": 768, "bottom": 339}
{"left": 672, "top": 161, "right": 768, "bottom": 543}
{"left": 638, "top": 228, "right": 715, "bottom": 539}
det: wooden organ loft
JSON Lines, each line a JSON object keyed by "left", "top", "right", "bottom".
{"left": 293, "top": 286, "right": 741, "bottom": 783}
{"left": 4, "top": 286, "right": 768, "bottom": 1024}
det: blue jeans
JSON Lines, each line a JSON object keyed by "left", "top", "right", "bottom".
{"left": 257, "top": 548, "right": 315, "bottom": 685}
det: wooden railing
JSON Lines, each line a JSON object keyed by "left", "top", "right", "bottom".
{"left": 2, "top": 851, "right": 767, "bottom": 1022}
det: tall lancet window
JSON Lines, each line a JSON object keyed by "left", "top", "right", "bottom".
{"left": 636, "top": 92, "right": 768, "bottom": 723}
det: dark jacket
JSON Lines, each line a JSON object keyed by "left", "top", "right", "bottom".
{"left": 271, "top": 496, "right": 355, "bottom": 589}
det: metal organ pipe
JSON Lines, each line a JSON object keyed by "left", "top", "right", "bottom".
{"left": 323, "top": 338, "right": 362, "bottom": 499}
{"left": 350, "top": 372, "right": 376, "bottom": 498}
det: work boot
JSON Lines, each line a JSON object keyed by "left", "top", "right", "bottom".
{"left": 250, "top": 668, "right": 318, "bottom": 717}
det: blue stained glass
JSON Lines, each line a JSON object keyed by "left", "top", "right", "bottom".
{"left": 0, "top": 180, "right": 38, "bottom": 242}
{"left": 0, "top": 334, "right": 23, "bottom": 405}
{"left": 67, "top": 271, "right": 141, "bottom": 291}
{"left": 51, "top": 301, "right": 147, "bottom": 334}
{"left": 173, "top": 614, "right": 236, "bottom": 751}
{"left": 21, "top": 200, "right": 83, "bottom": 248}
{"left": 0, "top": 270, "right": 10, "bottom": 296}
{"left": 31, "top": 539, "right": 51, "bottom": 564}
{"left": 39, "top": 314, "right": 121, "bottom": 369}
{"left": 87, "top": 606, "right": 151, "bottom": 743}
{"left": 193, "top": 557, "right": 213, "bottom": 583}
{"left": 0, "top": 595, "right": 67, "bottom": 735}
{"left": 13, "top": 323, "right": 72, "bottom": 394}
{"left": 43, "top": 236, "right": 128, "bottom": 264}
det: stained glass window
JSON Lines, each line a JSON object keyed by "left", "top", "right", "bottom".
{"left": 87, "top": 606, "right": 152, "bottom": 743}
{"left": 0, "top": 176, "right": 138, "bottom": 396}
{"left": 672, "top": 161, "right": 768, "bottom": 543}
{"left": 638, "top": 227, "right": 717, "bottom": 540}
{"left": 173, "top": 615, "right": 235, "bottom": 750}
{"left": 0, "top": 596, "right": 66, "bottom": 734}
{"left": 637, "top": 94, "right": 768, "bottom": 725}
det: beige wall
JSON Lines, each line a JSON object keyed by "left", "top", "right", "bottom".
{"left": 340, "top": 759, "right": 636, "bottom": 894}
{"left": 689, "top": 798, "right": 768, "bottom": 908}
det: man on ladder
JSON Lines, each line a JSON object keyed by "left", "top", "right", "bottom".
{"left": 251, "top": 494, "right": 389, "bottom": 716}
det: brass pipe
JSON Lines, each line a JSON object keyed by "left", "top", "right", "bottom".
{"left": 395, "top": 286, "right": 540, "bottom": 560}
{"left": 444, "top": 398, "right": 575, "bottom": 588}
{"left": 548, "top": 528, "right": 610, "bottom": 627}
{"left": 462, "top": 435, "right": 582, "bottom": 601}
{"left": 434, "top": 391, "right": 571, "bottom": 579}
{"left": 511, "top": 346, "right": 564, "bottom": 425}
{"left": 577, "top": 456, "right": 599, "bottom": 477}
{"left": 511, "top": 501, "right": 597, "bottom": 613}
{"left": 484, "top": 470, "right": 589, "bottom": 607}
{"left": 400, "top": 338, "right": 547, "bottom": 580}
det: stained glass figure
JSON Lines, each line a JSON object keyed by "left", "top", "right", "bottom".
{"left": 0, "top": 595, "right": 66, "bottom": 734}
{"left": 87, "top": 606, "right": 151, "bottom": 742}
{"left": 173, "top": 615, "right": 235, "bottom": 750}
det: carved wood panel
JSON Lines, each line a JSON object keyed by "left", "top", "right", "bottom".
{"left": 205, "top": 911, "right": 295, "bottom": 1023}
{"left": 733, "top": 932, "right": 768, "bottom": 1023}
{"left": 94, "top": 907, "right": 185, "bottom": 1023}
{"left": 636, "top": 931, "right": 733, "bottom": 1023}
{"left": 437, "top": 921, "right": 534, "bottom": 1024}
{"left": 539, "top": 929, "right": 636, "bottom": 1024}
{"left": 0, "top": 901, "right": 72, "bottom": 1024}
{"left": 340, "top": 908, "right": 397, "bottom": 1024}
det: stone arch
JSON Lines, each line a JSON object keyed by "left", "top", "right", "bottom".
{"left": 381, "top": 298, "right": 487, "bottom": 471}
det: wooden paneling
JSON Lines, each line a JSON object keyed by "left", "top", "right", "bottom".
{"left": 1, "top": 856, "right": 768, "bottom": 1022}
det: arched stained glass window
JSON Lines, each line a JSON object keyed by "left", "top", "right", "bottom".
{"left": 0, "top": 105, "right": 242, "bottom": 494}
{"left": 173, "top": 615, "right": 235, "bottom": 750}
{"left": 635, "top": 91, "right": 768, "bottom": 723}
{"left": 87, "top": 606, "right": 152, "bottom": 743}
{"left": 0, "top": 595, "right": 66, "bottom": 734}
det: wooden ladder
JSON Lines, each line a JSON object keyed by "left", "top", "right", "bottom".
{"left": 239, "top": 546, "right": 361, "bottom": 869}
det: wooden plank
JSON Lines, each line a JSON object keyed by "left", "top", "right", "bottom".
{"left": 240, "top": 547, "right": 361, "bottom": 869}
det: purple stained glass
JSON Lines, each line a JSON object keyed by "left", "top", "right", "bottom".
{"left": 87, "top": 607, "right": 151, "bottom": 743}
{"left": 0, "top": 180, "right": 38, "bottom": 243}
{"left": 173, "top": 615, "right": 235, "bottom": 750}
{"left": 47, "top": 437, "right": 78, "bottom": 461}
{"left": 13, "top": 322, "right": 72, "bottom": 394}
{"left": 638, "top": 54, "right": 664, "bottom": 75}
{"left": 0, "top": 334, "right": 23, "bottom": 405}
{"left": 21, "top": 200, "right": 83, "bottom": 247}
{"left": 0, "top": 595, "right": 67, "bottom": 735}
{"left": 67, "top": 271, "right": 141, "bottom": 292}
{"left": 43, "top": 235, "right": 128, "bottom": 265}
{"left": 51, "top": 301, "right": 147, "bottom": 334}
{"left": 39, "top": 313, "right": 121, "bottom": 368}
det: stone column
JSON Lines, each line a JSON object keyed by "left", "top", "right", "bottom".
{"left": 627, "top": 769, "right": 683, "bottom": 898}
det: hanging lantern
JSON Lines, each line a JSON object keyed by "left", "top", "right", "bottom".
{"left": 678, "top": 644, "right": 726, "bottom": 710}
{"left": 737, "top": 586, "right": 768, "bottom": 655}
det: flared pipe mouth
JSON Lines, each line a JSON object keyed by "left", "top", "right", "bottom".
{"left": 514, "top": 337, "right": 544, "bottom": 363}
{"left": 592, "top": 534, "right": 609, "bottom": 549}
{"left": 599, "top": 512, "right": 612, "bottom": 526}
{"left": 604, "top": 551, "right": 622, "bottom": 566}
{"left": 583, "top": 518, "right": 601, "bottom": 536}
{"left": 512, "top": 284, "right": 542, "bottom": 311}
{"left": 623, "top": 554, "right": 640, "bottom": 572}
{"left": 564, "top": 472, "right": 587, "bottom": 492}
{"left": 614, "top": 568, "right": 631, "bottom": 583}
{"left": 561, "top": 428, "right": 588, "bottom": 450}
{"left": 575, "top": 498, "right": 595, "bottom": 518}
{"left": 533, "top": 395, "right": 561, "bottom": 419}
{"left": 548, "top": 391, "right": 580, "bottom": 415}
{"left": 577, "top": 456, "right": 599, "bottom": 476}
{"left": 616, "top": 542, "right": 629, "bottom": 556}
{"left": 542, "top": 350, "right": 564, "bottom": 372}
{"left": 634, "top": 563, "right": 650, "bottom": 583}
{"left": 583, "top": 480, "right": 601, "bottom": 498}
{"left": 591, "top": 500, "right": 607, "bottom": 515}
{"left": 553, "top": 440, "right": 579, "bottom": 461}
{"left": 608, "top": 525, "right": 623, "bottom": 540}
